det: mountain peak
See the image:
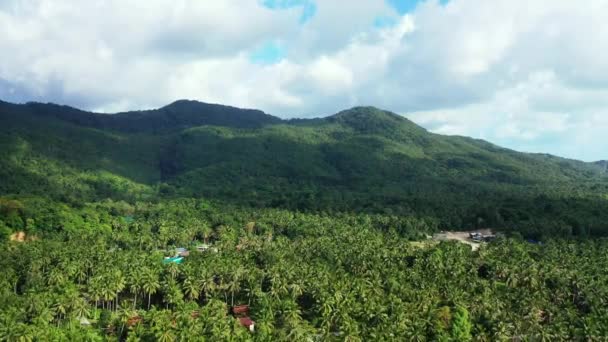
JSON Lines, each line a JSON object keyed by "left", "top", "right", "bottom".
{"left": 326, "top": 106, "right": 425, "bottom": 135}
{"left": 594, "top": 160, "right": 608, "bottom": 173}
{"left": 162, "top": 99, "right": 264, "bottom": 115}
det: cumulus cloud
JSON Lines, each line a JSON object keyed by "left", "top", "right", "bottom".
{"left": 0, "top": 0, "right": 607, "bottom": 160}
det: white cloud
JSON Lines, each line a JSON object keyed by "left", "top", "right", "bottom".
{"left": 0, "top": 0, "right": 607, "bottom": 160}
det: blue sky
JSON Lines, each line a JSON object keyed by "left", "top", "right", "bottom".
{"left": 0, "top": 0, "right": 607, "bottom": 161}
{"left": 261, "top": 0, "right": 317, "bottom": 23}
{"left": 387, "top": 0, "right": 449, "bottom": 14}
{"left": 386, "top": 0, "right": 424, "bottom": 14}
{"left": 260, "top": 0, "right": 446, "bottom": 18}
{"left": 250, "top": 41, "right": 287, "bottom": 64}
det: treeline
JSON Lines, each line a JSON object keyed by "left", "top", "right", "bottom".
{"left": 2, "top": 187, "right": 608, "bottom": 241}
{"left": 0, "top": 197, "right": 437, "bottom": 242}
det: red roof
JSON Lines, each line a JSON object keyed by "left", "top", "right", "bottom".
{"left": 239, "top": 317, "right": 255, "bottom": 327}
{"left": 232, "top": 305, "right": 250, "bottom": 315}
{"left": 127, "top": 316, "right": 142, "bottom": 327}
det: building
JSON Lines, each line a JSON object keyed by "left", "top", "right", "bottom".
{"left": 469, "top": 232, "right": 483, "bottom": 242}
{"left": 176, "top": 247, "right": 189, "bottom": 257}
{"left": 469, "top": 231, "right": 496, "bottom": 242}
{"left": 197, "top": 244, "right": 210, "bottom": 252}
{"left": 232, "top": 305, "right": 255, "bottom": 332}
{"left": 197, "top": 244, "right": 219, "bottom": 253}
{"left": 239, "top": 317, "right": 255, "bottom": 332}
{"left": 232, "top": 305, "right": 250, "bottom": 315}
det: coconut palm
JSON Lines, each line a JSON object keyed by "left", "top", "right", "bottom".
{"left": 142, "top": 269, "right": 161, "bottom": 310}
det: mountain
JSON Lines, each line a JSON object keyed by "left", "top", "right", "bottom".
{"left": 595, "top": 160, "right": 608, "bottom": 173}
{"left": 1, "top": 99, "right": 607, "bottom": 237}
{"left": 4, "top": 99, "right": 280, "bottom": 133}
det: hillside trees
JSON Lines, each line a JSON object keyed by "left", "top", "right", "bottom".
{"left": 3, "top": 101, "right": 608, "bottom": 237}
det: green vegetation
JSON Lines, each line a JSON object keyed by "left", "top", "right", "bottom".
{"left": 2, "top": 100, "right": 607, "bottom": 238}
{"left": 1, "top": 99, "right": 608, "bottom": 340}
{"left": 1, "top": 200, "right": 607, "bottom": 340}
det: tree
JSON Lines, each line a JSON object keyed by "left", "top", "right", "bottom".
{"left": 182, "top": 276, "right": 201, "bottom": 301}
{"left": 129, "top": 270, "right": 144, "bottom": 309}
{"left": 196, "top": 220, "right": 213, "bottom": 244}
{"left": 451, "top": 306, "right": 473, "bottom": 341}
{"left": 143, "top": 269, "right": 160, "bottom": 310}
{"left": 0, "top": 221, "right": 11, "bottom": 242}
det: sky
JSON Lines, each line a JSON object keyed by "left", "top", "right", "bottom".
{"left": 1, "top": 0, "right": 607, "bottom": 161}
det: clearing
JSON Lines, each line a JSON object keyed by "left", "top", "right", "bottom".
{"left": 432, "top": 229, "right": 495, "bottom": 251}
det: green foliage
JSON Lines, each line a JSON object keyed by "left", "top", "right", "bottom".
{"left": 0, "top": 221, "right": 10, "bottom": 242}
{"left": 451, "top": 306, "right": 473, "bottom": 341}
{"left": 0, "top": 202, "right": 607, "bottom": 340}
{"left": 1, "top": 100, "right": 608, "bottom": 340}
{"left": 3, "top": 100, "right": 608, "bottom": 236}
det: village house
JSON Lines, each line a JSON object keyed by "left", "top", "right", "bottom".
{"left": 232, "top": 305, "right": 255, "bottom": 333}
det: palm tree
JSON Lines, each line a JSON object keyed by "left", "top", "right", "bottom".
{"left": 200, "top": 223, "right": 213, "bottom": 244}
{"left": 52, "top": 296, "right": 68, "bottom": 324}
{"left": 198, "top": 269, "right": 215, "bottom": 303}
{"left": 117, "top": 302, "right": 137, "bottom": 338}
{"left": 151, "top": 310, "right": 176, "bottom": 342}
{"left": 162, "top": 279, "right": 184, "bottom": 309}
{"left": 165, "top": 263, "right": 180, "bottom": 280}
{"left": 70, "top": 297, "right": 91, "bottom": 322}
{"left": 182, "top": 276, "right": 201, "bottom": 301}
{"left": 87, "top": 277, "right": 103, "bottom": 313}
{"left": 228, "top": 267, "right": 244, "bottom": 307}
{"left": 33, "top": 306, "right": 56, "bottom": 326}
{"left": 2, "top": 322, "right": 34, "bottom": 342}
{"left": 142, "top": 270, "right": 160, "bottom": 310}
{"left": 112, "top": 270, "right": 126, "bottom": 312}
{"left": 47, "top": 269, "right": 66, "bottom": 287}
{"left": 129, "top": 270, "right": 144, "bottom": 309}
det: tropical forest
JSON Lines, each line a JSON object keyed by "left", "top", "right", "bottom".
{"left": 1, "top": 99, "right": 608, "bottom": 341}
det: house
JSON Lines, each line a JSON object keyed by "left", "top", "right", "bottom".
{"left": 239, "top": 317, "right": 255, "bottom": 332}
{"left": 197, "top": 244, "right": 219, "bottom": 253}
{"left": 469, "top": 232, "right": 483, "bottom": 242}
{"left": 232, "top": 305, "right": 250, "bottom": 315}
{"left": 232, "top": 305, "right": 254, "bottom": 332}
{"left": 469, "top": 231, "right": 497, "bottom": 242}
{"left": 197, "top": 244, "right": 210, "bottom": 252}
{"left": 176, "top": 248, "right": 189, "bottom": 257}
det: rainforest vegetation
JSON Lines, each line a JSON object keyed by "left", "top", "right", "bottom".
{"left": 2, "top": 199, "right": 608, "bottom": 341}
{"left": 1, "top": 100, "right": 608, "bottom": 340}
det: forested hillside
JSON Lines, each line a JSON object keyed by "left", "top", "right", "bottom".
{"left": 2, "top": 100, "right": 608, "bottom": 238}
{"left": 2, "top": 99, "right": 608, "bottom": 340}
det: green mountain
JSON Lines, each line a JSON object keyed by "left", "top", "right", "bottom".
{"left": 1, "top": 99, "right": 607, "bottom": 237}
{"left": 595, "top": 160, "right": 608, "bottom": 173}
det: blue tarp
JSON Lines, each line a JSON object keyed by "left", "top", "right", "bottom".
{"left": 163, "top": 256, "right": 184, "bottom": 264}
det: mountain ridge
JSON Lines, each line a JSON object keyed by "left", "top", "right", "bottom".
{"left": 1, "top": 98, "right": 608, "bottom": 236}
{"left": 2, "top": 98, "right": 599, "bottom": 163}
{"left": 2, "top": 99, "right": 281, "bottom": 133}
{"left": 1, "top": 98, "right": 603, "bottom": 169}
